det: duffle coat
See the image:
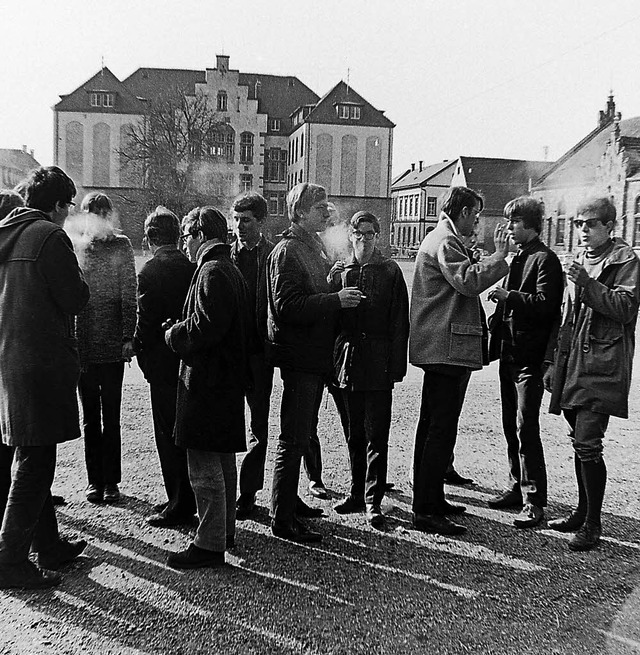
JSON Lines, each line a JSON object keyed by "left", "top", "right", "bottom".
{"left": 0, "top": 208, "right": 89, "bottom": 446}
{"left": 166, "top": 241, "right": 251, "bottom": 452}
{"left": 333, "top": 249, "right": 409, "bottom": 390}
{"left": 548, "top": 238, "right": 640, "bottom": 419}
{"left": 409, "top": 215, "right": 509, "bottom": 370}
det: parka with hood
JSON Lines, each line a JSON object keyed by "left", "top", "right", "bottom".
{"left": 0, "top": 207, "right": 89, "bottom": 446}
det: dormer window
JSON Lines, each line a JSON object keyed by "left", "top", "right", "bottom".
{"left": 350, "top": 106, "right": 361, "bottom": 120}
{"left": 269, "top": 118, "right": 281, "bottom": 132}
{"left": 337, "top": 105, "right": 349, "bottom": 119}
{"left": 90, "top": 92, "right": 114, "bottom": 108}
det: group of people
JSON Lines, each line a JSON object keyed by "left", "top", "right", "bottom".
{"left": 0, "top": 166, "right": 637, "bottom": 591}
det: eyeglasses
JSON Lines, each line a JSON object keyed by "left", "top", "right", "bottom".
{"left": 352, "top": 231, "right": 377, "bottom": 241}
{"left": 67, "top": 201, "right": 76, "bottom": 207}
{"left": 573, "top": 218, "right": 601, "bottom": 229}
{"left": 179, "top": 232, "right": 198, "bottom": 242}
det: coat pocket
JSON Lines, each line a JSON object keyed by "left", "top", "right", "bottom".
{"left": 584, "top": 335, "right": 622, "bottom": 377}
{"left": 449, "top": 323, "right": 483, "bottom": 362}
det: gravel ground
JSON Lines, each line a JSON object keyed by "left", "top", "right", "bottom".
{"left": 1, "top": 259, "right": 639, "bottom": 655}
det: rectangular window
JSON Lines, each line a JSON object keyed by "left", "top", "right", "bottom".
{"left": 555, "top": 217, "right": 565, "bottom": 246}
{"left": 269, "top": 118, "right": 281, "bottom": 132}
{"left": 240, "top": 173, "right": 253, "bottom": 193}
{"left": 217, "top": 91, "right": 228, "bottom": 112}
{"left": 264, "top": 148, "right": 287, "bottom": 182}
{"left": 277, "top": 191, "right": 286, "bottom": 215}
{"left": 269, "top": 193, "right": 279, "bottom": 215}
{"left": 427, "top": 196, "right": 437, "bottom": 216}
{"left": 338, "top": 105, "right": 349, "bottom": 119}
{"left": 634, "top": 218, "right": 640, "bottom": 246}
{"left": 350, "top": 106, "right": 361, "bottom": 120}
{"left": 90, "top": 92, "right": 114, "bottom": 107}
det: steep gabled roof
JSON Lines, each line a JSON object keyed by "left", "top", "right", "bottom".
{"left": 55, "top": 67, "right": 146, "bottom": 114}
{"left": 123, "top": 68, "right": 205, "bottom": 101}
{"left": 0, "top": 148, "right": 41, "bottom": 172}
{"left": 534, "top": 117, "right": 640, "bottom": 189}
{"left": 459, "top": 156, "right": 551, "bottom": 213}
{"left": 239, "top": 73, "right": 319, "bottom": 120}
{"left": 304, "top": 81, "right": 394, "bottom": 128}
{"left": 392, "top": 160, "right": 455, "bottom": 191}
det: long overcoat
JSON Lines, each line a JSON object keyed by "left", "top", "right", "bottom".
{"left": 0, "top": 208, "right": 89, "bottom": 446}
{"left": 548, "top": 238, "right": 640, "bottom": 418}
{"left": 166, "top": 241, "right": 251, "bottom": 452}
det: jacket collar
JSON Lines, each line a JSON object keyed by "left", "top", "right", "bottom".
{"left": 232, "top": 233, "right": 266, "bottom": 254}
{"left": 576, "top": 237, "right": 637, "bottom": 268}
{"left": 196, "top": 240, "right": 230, "bottom": 266}
{"left": 345, "top": 247, "right": 385, "bottom": 267}
{"left": 286, "top": 222, "right": 327, "bottom": 258}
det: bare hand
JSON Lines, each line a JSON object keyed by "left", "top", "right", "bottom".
{"left": 338, "top": 286, "right": 364, "bottom": 308}
{"left": 162, "top": 318, "right": 175, "bottom": 330}
{"left": 543, "top": 364, "right": 554, "bottom": 393}
{"left": 493, "top": 223, "right": 510, "bottom": 258}
{"left": 327, "top": 260, "right": 346, "bottom": 284}
{"left": 567, "top": 262, "right": 590, "bottom": 287}
{"left": 122, "top": 340, "right": 135, "bottom": 362}
{"left": 488, "top": 287, "right": 508, "bottom": 303}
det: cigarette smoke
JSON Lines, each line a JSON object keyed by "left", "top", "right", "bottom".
{"left": 65, "top": 210, "right": 121, "bottom": 268}
{"left": 321, "top": 203, "right": 352, "bottom": 262}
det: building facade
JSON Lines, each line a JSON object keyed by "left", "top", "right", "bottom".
{"left": 54, "top": 56, "right": 394, "bottom": 246}
{"left": 0, "top": 146, "right": 40, "bottom": 188}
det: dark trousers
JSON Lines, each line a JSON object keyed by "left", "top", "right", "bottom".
{"left": 413, "top": 367, "right": 471, "bottom": 515}
{"left": 150, "top": 381, "right": 195, "bottom": 518}
{"left": 79, "top": 361, "right": 125, "bottom": 487}
{"left": 271, "top": 369, "right": 325, "bottom": 527}
{"left": 0, "top": 445, "right": 59, "bottom": 565}
{"left": 238, "top": 353, "right": 275, "bottom": 497}
{"left": 499, "top": 361, "right": 547, "bottom": 506}
{"left": 342, "top": 389, "right": 392, "bottom": 506}
{"left": 563, "top": 407, "right": 609, "bottom": 462}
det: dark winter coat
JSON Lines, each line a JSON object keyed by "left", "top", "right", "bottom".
{"left": 230, "top": 234, "right": 275, "bottom": 342}
{"left": 488, "top": 237, "right": 563, "bottom": 366}
{"left": 548, "top": 238, "right": 640, "bottom": 418}
{"left": 333, "top": 249, "right": 409, "bottom": 390}
{"left": 133, "top": 246, "right": 195, "bottom": 385}
{"left": 265, "top": 222, "right": 341, "bottom": 374}
{"left": 166, "top": 242, "right": 251, "bottom": 452}
{"left": 0, "top": 208, "right": 89, "bottom": 446}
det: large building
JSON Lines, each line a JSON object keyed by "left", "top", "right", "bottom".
{"left": 54, "top": 55, "right": 394, "bottom": 246}
{"left": 0, "top": 146, "right": 40, "bottom": 188}
{"left": 532, "top": 94, "right": 640, "bottom": 251}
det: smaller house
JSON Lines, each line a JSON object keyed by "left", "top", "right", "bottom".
{"left": 0, "top": 146, "right": 41, "bottom": 189}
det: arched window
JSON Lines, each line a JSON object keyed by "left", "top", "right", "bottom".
{"left": 240, "top": 132, "right": 254, "bottom": 164}
{"left": 217, "top": 91, "right": 228, "bottom": 112}
{"left": 92, "top": 122, "right": 111, "bottom": 186}
{"left": 65, "top": 121, "right": 84, "bottom": 185}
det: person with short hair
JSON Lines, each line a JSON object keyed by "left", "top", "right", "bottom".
{"left": 410, "top": 186, "right": 510, "bottom": 536}
{"left": 267, "top": 183, "right": 363, "bottom": 542}
{"left": 165, "top": 206, "right": 252, "bottom": 568}
{"left": 72, "top": 192, "right": 137, "bottom": 505}
{"left": 0, "top": 168, "right": 89, "bottom": 589}
{"left": 330, "top": 211, "right": 409, "bottom": 527}
{"left": 486, "top": 196, "right": 563, "bottom": 527}
{"left": 544, "top": 197, "right": 640, "bottom": 551}
{"left": 133, "top": 206, "right": 196, "bottom": 527}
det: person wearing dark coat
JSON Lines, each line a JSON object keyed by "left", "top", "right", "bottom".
{"left": 0, "top": 169, "right": 90, "bottom": 590}
{"left": 487, "top": 197, "right": 563, "bottom": 529}
{"left": 133, "top": 207, "right": 196, "bottom": 527}
{"left": 329, "top": 212, "right": 409, "bottom": 527}
{"left": 266, "top": 183, "right": 363, "bottom": 543}
{"left": 165, "top": 206, "right": 252, "bottom": 569}
{"left": 544, "top": 197, "right": 640, "bottom": 551}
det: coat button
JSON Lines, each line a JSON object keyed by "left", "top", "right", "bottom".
{"left": 582, "top": 343, "right": 590, "bottom": 353}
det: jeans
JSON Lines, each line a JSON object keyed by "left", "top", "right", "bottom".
{"left": 187, "top": 450, "right": 236, "bottom": 552}
{"left": 499, "top": 361, "right": 547, "bottom": 506}
{"left": 150, "top": 382, "right": 195, "bottom": 518}
{"left": 0, "top": 445, "right": 59, "bottom": 565}
{"left": 79, "top": 361, "right": 125, "bottom": 487}
{"left": 271, "top": 369, "right": 325, "bottom": 528}
{"left": 238, "top": 353, "right": 275, "bottom": 497}
{"left": 413, "top": 367, "right": 471, "bottom": 515}
{"left": 563, "top": 408, "right": 610, "bottom": 462}
{"left": 342, "top": 389, "right": 392, "bottom": 505}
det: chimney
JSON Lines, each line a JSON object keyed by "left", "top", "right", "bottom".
{"left": 216, "top": 54, "right": 230, "bottom": 72}
{"left": 255, "top": 80, "right": 261, "bottom": 98}
{"left": 22, "top": 145, "right": 27, "bottom": 153}
{"left": 411, "top": 162, "right": 416, "bottom": 172}
{"left": 419, "top": 160, "right": 423, "bottom": 172}
{"left": 30, "top": 149, "right": 34, "bottom": 157}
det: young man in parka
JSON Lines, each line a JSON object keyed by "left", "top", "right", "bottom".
{"left": 544, "top": 197, "right": 640, "bottom": 551}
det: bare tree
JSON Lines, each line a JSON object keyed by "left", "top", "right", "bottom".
{"left": 119, "top": 88, "right": 230, "bottom": 217}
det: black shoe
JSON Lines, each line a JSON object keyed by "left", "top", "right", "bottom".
{"left": 52, "top": 495, "right": 66, "bottom": 506}
{"left": 38, "top": 538, "right": 87, "bottom": 570}
{"left": 444, "top": 470, "right": 473, "bottom": 486}
{"left": 513, "top": 503, "right": 544, "bottom": 529}
{"left": 548, "top": 511, "right": 585, "bottom": 532}
{"left": 236, "top": 494, "right": 256, "bottom": 520}
{"left": 153, "top": 501, "right": 169, "bottom": 514}
{"left": 272, "top": 519, "right": 322, "bottom": 543}
{"left": 85, "top": 484, "right": 103, "bottom": 504}
{"left": 226, "top": 535, "right": 235, "bottom": 549}
{"left": 103, "top": 484, "right": 120, "bottom": 504}
{"left": 166, "top": 544, "right": 225, "bottom": 569}
{"left": 334, "top": 496, "right": 365, "bottom": 515}
{"left": 147, "top": 512, "right": 193, "bottom": 528}
{"left": 366, "top": 504, "right": 384, "bottom": 528}
{"left": 296, "top": 497, "right": 324, "bottom": 518}
{"left": 568, "top": 522, "right": 602, "bottom": 552}
{"left": 384, "top": 482, "right": 395, "bottom": 492}
{"left": 308, "top": 481, "right": 329, "bottom": 499}
{"left": 413, "top": 513, "right": 467, "bottom": 536}
{"left": 0, "top": 561, "right": 62, "bottom": 590}
{"left": 437, "top": 500, "right": 467, "bottom": 516}
{"left": 487, "top": 489, "right": 522, "bottom": 509}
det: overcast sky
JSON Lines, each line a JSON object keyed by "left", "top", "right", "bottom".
{"left": 3, "top": 0, "right": 640, "bottom": 175}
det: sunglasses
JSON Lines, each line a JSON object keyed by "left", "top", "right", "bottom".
{"left": 572, "top": 218, "right": 602, "bottom": 229}
{"left": 179, "top": 231, "right": 199, "bottom": 242}
{"left": 352, "top": 231, "right": 377, "bottom": 241}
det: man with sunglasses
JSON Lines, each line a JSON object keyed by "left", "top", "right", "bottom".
{"left": 487, "top": 197, "right": 563, "bottom": 528}
{"left": 544, "top": 197, "right": 640, "bottom": 551}
{"left": 330, "top": 211, "right": 409, "bottom": 527}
